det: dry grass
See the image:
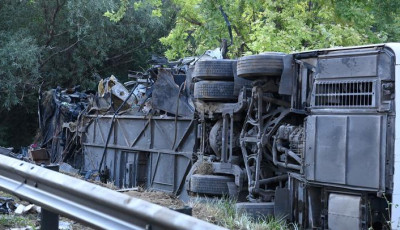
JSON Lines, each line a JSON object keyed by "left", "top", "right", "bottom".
{"left": 59, "top": 170, "right": 118, "bottom": 191}
{"left": 31, "top": 170, "right": 295, "bottom": 229}
{"left": 0, "top": 188, "right": 295, "bottom": 230}
{"left": 88, "top": 180, "right": 118, "bottom": 190}
{"left": 125, "top": 190, "right": 184, "bottom": 209}
{"left": 194, "top": 162, "right": 214, "bottom": 175}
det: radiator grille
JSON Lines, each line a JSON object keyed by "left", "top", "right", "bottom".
{"left": 313, "top": 80, "right": 375, "bottom": 107}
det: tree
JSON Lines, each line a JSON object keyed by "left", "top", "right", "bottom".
{"left": 0, "top": 0, "right": 176, "bottom": 148}
{"left": 160, "top": 0, "right": 400, "bottom": 59}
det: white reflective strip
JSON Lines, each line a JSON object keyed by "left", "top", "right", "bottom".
{"left": 385, "top": 43, "right": 400, "bottom": 229}
{"left": 387, "top": 43, "right": 400, "bottom": 64}
{"left": 392, "top": 64, "right": 400, "bottom": 230}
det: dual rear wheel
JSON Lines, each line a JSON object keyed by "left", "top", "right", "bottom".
{"left": 192, "top": 53, "right": 285, "bottom": 101}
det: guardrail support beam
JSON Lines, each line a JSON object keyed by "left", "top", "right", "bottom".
{"left": 41, "top": 208, "right": 59, "bottom": 230}
{"left": 41, "top": 164, "right": 60, "bottom": 230}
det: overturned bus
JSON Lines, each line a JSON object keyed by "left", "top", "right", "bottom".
{"left": 39, "top": 43, "right": 400, "bottom": 229}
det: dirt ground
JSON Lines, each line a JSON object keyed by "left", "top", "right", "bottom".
{"left": 123, "top": 190, "right": 221, "bottom": 226}
{"left": 0, "top": 170, "right": 199, "bottom": 229}
{"left": 124, "top": 190, "right": 185, "bottom": 209}
{"left": 0, "top": 170, "right": 285, "bottom": 230}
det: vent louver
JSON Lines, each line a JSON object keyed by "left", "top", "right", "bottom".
{"left": 313, "top": 80, "right": 375, "bottom": 107}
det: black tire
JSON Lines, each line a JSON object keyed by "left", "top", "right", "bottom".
{"left": 233, "top": 63, "right": 253, "bottom": 96}
{"left": 185, "top": 65, "right": 195, "bottom": 96}
{"left": 236, "top": 202, "right": 275, "bottom": 219}
{"left": 193, "top": 60, "right": 235, "bottom": 80}
{"left": 193, "top": 81, "right": 236, "bottom": 101}
{"left": 234, "top": 77, "right": 253, "bottom": 96}
{"left": 237, "top": 52, "right": 285, "bottom": 79}
{"left": 209, "top": 120, "right": 223, "bottom": 156}
{"left": 209, "top": 120, "right": 241, "bottom": 157}
{"left": 190, "top": 174, "right": 234, "bottom": 195}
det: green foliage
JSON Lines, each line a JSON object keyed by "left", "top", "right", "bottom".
{"left": 0, "top": 31, "right": 41, "bottom": 108}
{"left": 104, "top": 0, "right": 129, "bottom": 22}
{"left": 105, "top": 0, "right": 163, "bottom": 21}
{"left": 1, "top": 0, "right": 400, "bottom": 149}
{"left": 0, "top": 215, "right": 36, "bottom": 228}
{"left": 0, "top": 0, "right": 175, "bottom": 107}
{"left": 0, "top": 0, "right": 176, "bottom": 148}
{"left": 160, "top": 0, "right": 400, "bottom": 59}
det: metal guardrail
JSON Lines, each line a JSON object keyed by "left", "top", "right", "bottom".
{"left": 0, "top": 155, "right": 226, "bottom": 230}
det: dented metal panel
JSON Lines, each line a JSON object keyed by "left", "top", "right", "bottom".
{"left": 82, "top": 115, "right": 196, "bottom": 193}
{"left": 305, "top": 115, "right": 386, "bottom": 190}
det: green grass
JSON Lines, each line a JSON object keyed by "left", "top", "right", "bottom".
{"left": 0, "top": 191, "right": 38, "bottom": 229}
{"left": 0, "top": 214, "right": 36, "bottom": 229}
{"left": 190, "top": 197, "right": 296, "bottom": 230}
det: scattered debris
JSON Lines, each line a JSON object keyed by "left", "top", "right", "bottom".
{"left": 0, "top": 197, "right": 15, "bottom": 214}
{"left": 0, "top": 146, "right": 25, "bottom": 160}
{"left": 58, "top": 221, "right": 72, "bottom": 230}
{"left": 8, "top": 227, "right": 34, "bottom": 230}
{"left": 0, "top": 146, "right": 13, "bottom": 156}
{"left": 13, "top": 205, "right": 24, "bottom": 215}
{"left": 98, "top": 75, "right": 135, "bottom": 109}
{"left": 59, "top": 163, "right": 79, "bottom": 175}
{"left": 116, "top": 187, "right": 139, "bottom": 193}
{"left": 38, "top": 86, "right": 89, "bottom": 164}
{"left": 14, "top": 204, "right": 40, "bottom": 215}
{"left": 28, "top": 148, "right": 49, "bottom": 165}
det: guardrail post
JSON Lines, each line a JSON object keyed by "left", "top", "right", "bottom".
{"left": 41, "top": 209, "right": 59, "bottom": 230}
{"left": 41, "top": 164, "right": 60, "bottom": 230}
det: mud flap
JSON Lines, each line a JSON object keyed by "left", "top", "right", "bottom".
{"left": 274, "top": 187, "right": 290, "bottom": 219}
{"left": 328, "top": 194, "right": 362, "bottom": 230}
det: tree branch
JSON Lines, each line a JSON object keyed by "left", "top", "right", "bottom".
{"left": 105, "top": 44, "right": 146, "bottom": 62}
{"left": 44, "top": 0, "right": 67, "bottom": 47}
{"left": 182, "top": 16, "right": 203, "bottom": 26}
{"left": 40, "top": 37, "right": 84, "bottom": 69}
